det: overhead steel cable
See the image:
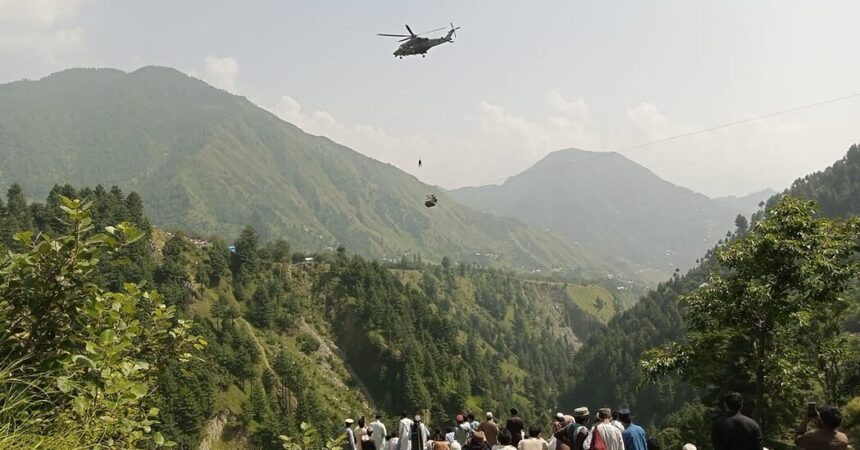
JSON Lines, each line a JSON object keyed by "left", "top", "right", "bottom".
{"left": 473, "top": 91, "right": 860, "bottom": 186}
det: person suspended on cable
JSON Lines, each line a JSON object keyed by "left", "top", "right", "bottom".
{"left": 425, "top": 194, "right": 437, "bottom": 208}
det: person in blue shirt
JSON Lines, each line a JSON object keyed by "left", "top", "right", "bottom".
{"left": 618, "top": 409, "right": 648, "bottom": 450}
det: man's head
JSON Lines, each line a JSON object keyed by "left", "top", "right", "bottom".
{"left": 617, "top": 408, "right": 631, "bottom": 425}
{"left": 485, "top": 411, "right": 494, "bottom": 421}
{"left": 376, "top": 414, "right": 383, "bottom": 420}
{"left": 345, "top": 418, "right": 355, "bottom": 427}
{"left": 819, "top": 405, "right": 843, "bottom": 430}
{"left": 510, "top": 408, "right": 519, "bottom": 416}
{"left": 723, "top": 392, "right": 743, "bottom": 413}
{"left": 456, "top": 414, "right": 465, "bottom": 424}
{"left": 401, "top": 411, "right": 409, "bottom": 418}
{"left": 573, "top": 407, "right": 590, "bottom": 424}
{"left": 597, "top": 408, "right": 612, "bottom": 421}
{"left": 358, "top": 416, "right": 366, "bottom": 427}
{"left": 498, "top": 429, "right": 512, "bottom": 445}
{"left": 528, "top": 425, "right": 542, "bottom": 438}
{"left": 467, "top": 413, "right": 475, "bottom": 421}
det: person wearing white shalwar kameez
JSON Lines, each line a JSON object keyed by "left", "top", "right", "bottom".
{"left": 582, "top": 409, "right": 625, "bottom": 450}
{"left": 399, "top": 414, "right": 414, "bottom": 450}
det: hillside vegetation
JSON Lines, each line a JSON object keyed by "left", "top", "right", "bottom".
{"left": 450, "top": 149, "right": 771, "bottom": 276}
{"left": 0, "top": 182, "right": 627, "bottom": 448}
{"left": 566, "top": 144, "right": 860, "bottom": 445}
{"left": 0, "top": 67, "right": 615, "bottom": 275}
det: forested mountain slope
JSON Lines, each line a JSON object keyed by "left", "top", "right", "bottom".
{"left": 450, "top": 149, "right": 768, "bottom": 275}
{"left": 566, "top": 143, "right": 860, "bottom": 426}
{"left": 0, "top": 183, "right": 627, "bottom": 449}
{"left": 0, "top": 67, "right": 608, "bottom": 273}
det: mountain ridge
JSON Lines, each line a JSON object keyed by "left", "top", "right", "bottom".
{"left": 449, "top": 148, "right": 764, "bottom": 275}
{"left": 0, "top": 66, "right": 617, "bottom": 275}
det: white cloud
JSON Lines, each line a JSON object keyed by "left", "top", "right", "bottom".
{"left": 264, "top": 87, "right": 599, "bottom": 188}
{"left": 622, "top": 102, "right": 819, "bottom": 196}
{"left": 0, "top": 0, "right": 92, "bottom": 65}
{"left": 202, "top": 56, "right": 240, "bottom": 93}
{"left": 0, "top": 0, "right": 91, "bottom": 26}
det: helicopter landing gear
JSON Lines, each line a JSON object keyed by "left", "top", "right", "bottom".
{"left": 422, "top": 54, "right": 426, "bottom": 58}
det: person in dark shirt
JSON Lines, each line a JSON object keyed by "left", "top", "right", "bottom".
{"left": 711, "top": 392, "right": 764, "bottom": 450}
{"left": 506, "top": 408, "right": 525, "bottom": 447}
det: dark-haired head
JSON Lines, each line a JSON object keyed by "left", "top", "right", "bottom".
{"left": 528, "top": 425, "right": 542, "bottom": 438}
{"left": 819, "top": 405, "right": 843, "bottom": 429}
{"left": 498, "top": 429, "right": 513, "bottom": 445}
{"left": 358, "top": 416, "right": 366, "bottom": 427}
{"left": 376, "top": 414, "right": 383, "bottom": 420}
{"left": 646, "top": 436, "right": 660, "bottom": 450}
{"left": 434, "top": 429, "right": 444, "bottom": 440}
{"left": 597, "top": 408, "right": 612, "bottom": 421}
{"left": 402, "top": 411, "right": 409, "bottom": 418}
{"left": 723, "top": 392, "right": 743, "bottom": 413}
{"left": 467, "top": 412, "right": 475, "bottom": 421}
{"left": 510, "top": 408, "right": 519, "bottom": 416}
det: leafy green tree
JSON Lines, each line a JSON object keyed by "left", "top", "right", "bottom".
{"left": 4, "top": 184, "right": 33, "bottom": 245}
{"left": 0, "top": 196, "right": 204, "bottom": 447}
{"left": 206, "top": 238, "right": 231, "bottom": 287}
{"left": 232, "top": 225, "right": 259, "bottom": 284}
{"left": 643, "top": 196, "right": 860, "bottom": 438}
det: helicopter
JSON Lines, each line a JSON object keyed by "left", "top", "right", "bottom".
{"left": 378, "top": 23, "right": 460, "bottom": 58}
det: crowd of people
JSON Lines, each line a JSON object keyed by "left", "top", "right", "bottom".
{"left": 337, "top": 393, "right": 851, "bottom": 450}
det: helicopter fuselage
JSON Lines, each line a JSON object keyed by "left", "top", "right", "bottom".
{"left": 394, "top": 37, "right": 450, "bottom": 57}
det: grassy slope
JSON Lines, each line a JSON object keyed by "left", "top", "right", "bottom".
{"left": 0, "top": 66, "right": 616, "bottom": 275}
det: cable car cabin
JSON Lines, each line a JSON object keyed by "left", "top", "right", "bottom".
{"left": 425, "top": 194, "right": 438, "bottom": 208}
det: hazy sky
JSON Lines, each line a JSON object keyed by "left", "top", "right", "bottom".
{"left": 1, "top": 1, "right": 859, "bottom": 197}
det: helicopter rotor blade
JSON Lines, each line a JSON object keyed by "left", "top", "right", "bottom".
{"left": 415, "top": 27, "right": 447, "bottom": 36}
{"left": 405, "top": 24, "right": 415, "bottom": 36}
{"left": 378, "top": 33, "right": 410, "bottom": 38}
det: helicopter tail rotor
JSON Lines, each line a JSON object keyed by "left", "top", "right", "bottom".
{"left": 445, "top": 22, "right": 460, "bottom": 42}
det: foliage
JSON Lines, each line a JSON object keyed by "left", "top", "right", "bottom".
{"left": 0, "top": 66, "right": 608, "bottom": 273}
{"left": 279, "top": 422, "right": 346, "bottom": 450}
{"left": 0, "top": 196, "right": 204, "bottom": 447}
{"left": 642, "top": 196, "right": 860, "bottom": 438}
{"left": 568, "top": 144, "right": 860, "bottom": 430}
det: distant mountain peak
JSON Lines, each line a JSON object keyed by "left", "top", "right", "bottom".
{"left": 450, "top": 147, "right": 747, "bottom": 275}
{"left": 0, "top": 65, "right": 611, "bottom": 274}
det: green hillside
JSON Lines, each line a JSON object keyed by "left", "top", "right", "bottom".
{"left": 0, "top": 66, "right": 609, "bottom": 274}
{"left": 565, "top": 143, "right": 860, "bottom": 433}
{"left": 0, "top": 183, "right": 630, "bottom": 448}
{"left": 450, "top": 149, "right": 771, "bottom": 276}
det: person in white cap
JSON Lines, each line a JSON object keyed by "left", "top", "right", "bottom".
{"left": 682, "top": 444, "right": 697, "bottom": 450}
{"left": 478, "top": 411, "right": 500, "bottom": 445}
{"left": 410, "top": 415, "right": 430, "bottom": 450}
{"left": 341, "top": 419, "right": 357, "bottom": 450}
{"left": 568, "top": 407, "right": 591, "bottom": 450}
